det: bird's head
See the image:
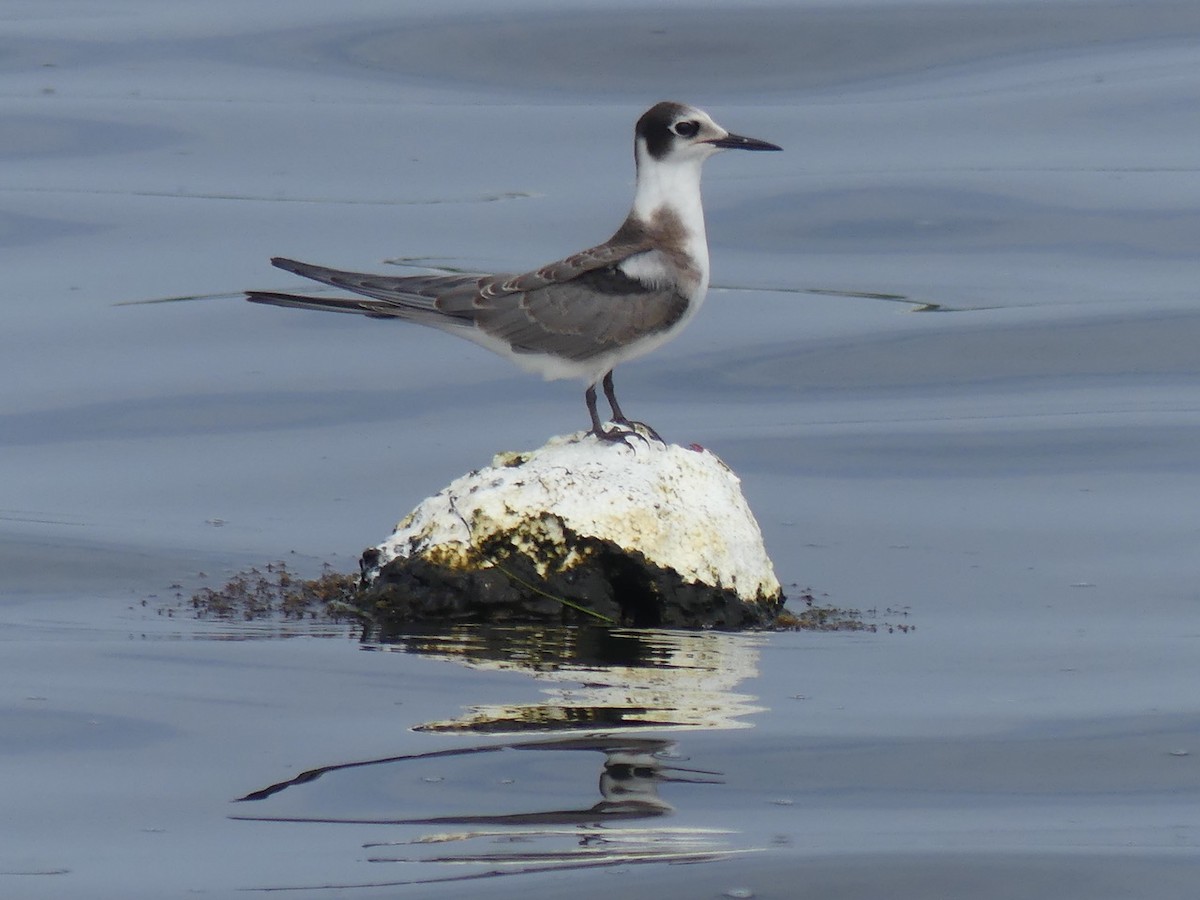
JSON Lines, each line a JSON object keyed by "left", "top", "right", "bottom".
{"left": 634, "top": 101, "right": 781, "bottom": 170}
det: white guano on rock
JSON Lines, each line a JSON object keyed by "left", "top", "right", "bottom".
{"left": 369, "top": 430, "right": 781, "bottom": 608}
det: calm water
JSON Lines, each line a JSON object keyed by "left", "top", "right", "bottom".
{"left": 3, "top": 1, "right": 1199, "bottom": 897}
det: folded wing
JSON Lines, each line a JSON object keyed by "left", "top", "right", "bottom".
{"left": 248, "top": 228, "right": 687, "bottom": 363}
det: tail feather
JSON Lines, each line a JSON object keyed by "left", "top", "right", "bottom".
{"left": 248, "top": 256, "right": 498, "bottom": 328}
{"left": 245, "top": 291, "right": 406, "bottom": 319}
{"left": 270, "top": 256, "right": 484, "bottom": 308}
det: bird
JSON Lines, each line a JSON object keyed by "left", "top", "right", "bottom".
{"left": 247, "top": 101, "right": 780, "bottom": 445}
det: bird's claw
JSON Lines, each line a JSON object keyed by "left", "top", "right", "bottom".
{"left": 612, "top": 417, "right": 664, "bottom": 444}
{"left": 590, "top": 424, "right": 649, "bottom": 450}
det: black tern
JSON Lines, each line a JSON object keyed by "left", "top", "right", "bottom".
{"left": 247, "top": 101, "right": 780, "bottom": 444}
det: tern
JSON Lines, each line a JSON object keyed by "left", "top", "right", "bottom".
{"left": 247, "top": 101, "right": 780, "bottom": 444}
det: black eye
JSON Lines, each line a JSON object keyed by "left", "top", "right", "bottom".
{"left": 673, "top": 120, "right": 699, "bottom": 137}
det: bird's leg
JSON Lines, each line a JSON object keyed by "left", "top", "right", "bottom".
{"left": 602, "top": 370, "right": 663, "bottom": 443}
{"left": 601, "top": 370, "right": 629, "bottom": 422}
{"left": 586, "top": 380, "right": 643, "bottom": 448}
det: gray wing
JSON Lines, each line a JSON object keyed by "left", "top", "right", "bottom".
{"left": 473, "top": 266, "right": 690, "bottom": 362}
{"left": 250, "top": 226, "right": 688, "bottom": 362}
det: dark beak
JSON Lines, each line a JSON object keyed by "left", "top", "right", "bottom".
{"left": 708, "top": 132, "right": 782, "bottom": 151}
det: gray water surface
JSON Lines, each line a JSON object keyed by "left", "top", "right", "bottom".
{"left": 3, "top": 1, "right": 1199, "bottom": 897}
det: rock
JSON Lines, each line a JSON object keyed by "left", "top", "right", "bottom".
{"left": 356, "top": 429, "right": 784, "bottom": 632}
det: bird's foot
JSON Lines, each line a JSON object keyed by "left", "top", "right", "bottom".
{"left": 612, "top": 417, "right": 664, "bottom": 444}
{"left": 589, "top": 423, "right": 649, "bottom": 450}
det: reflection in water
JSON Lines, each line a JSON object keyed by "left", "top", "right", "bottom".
{"left": 233, "top": 627, "right": 766, "bottom": 891}
{"left": 234, "top": 734, "right": 720, "bottom": 817}
{"left": 233, "top": 735, "right": 748, "bottom": 890}
{"left": 369, "top": 625, "right": 764, "bottom": 732}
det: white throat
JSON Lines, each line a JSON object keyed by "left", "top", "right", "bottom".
{"left": 630, "top": 144, "right": 712, "bottom": 285}
{"left": 632, "top": 151, "right": 707, "bottom": 235}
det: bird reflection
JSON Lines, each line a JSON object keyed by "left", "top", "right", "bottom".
{"left": 232, "top": 735, "right": 720, "bottom": 823}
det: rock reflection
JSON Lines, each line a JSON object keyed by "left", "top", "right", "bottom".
{"left": 370, "top": 625, "right": 764, "bottom": 733}
{"left": 233, "top": 627, "right": 764, "bottom": 890}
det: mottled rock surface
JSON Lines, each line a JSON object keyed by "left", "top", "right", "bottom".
{"left": 356, "top": 430, "right": 783, "bottom": 631}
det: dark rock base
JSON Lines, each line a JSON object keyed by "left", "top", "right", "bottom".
{"left": 355, "top": 538, "right": 784, "bottom": 636}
